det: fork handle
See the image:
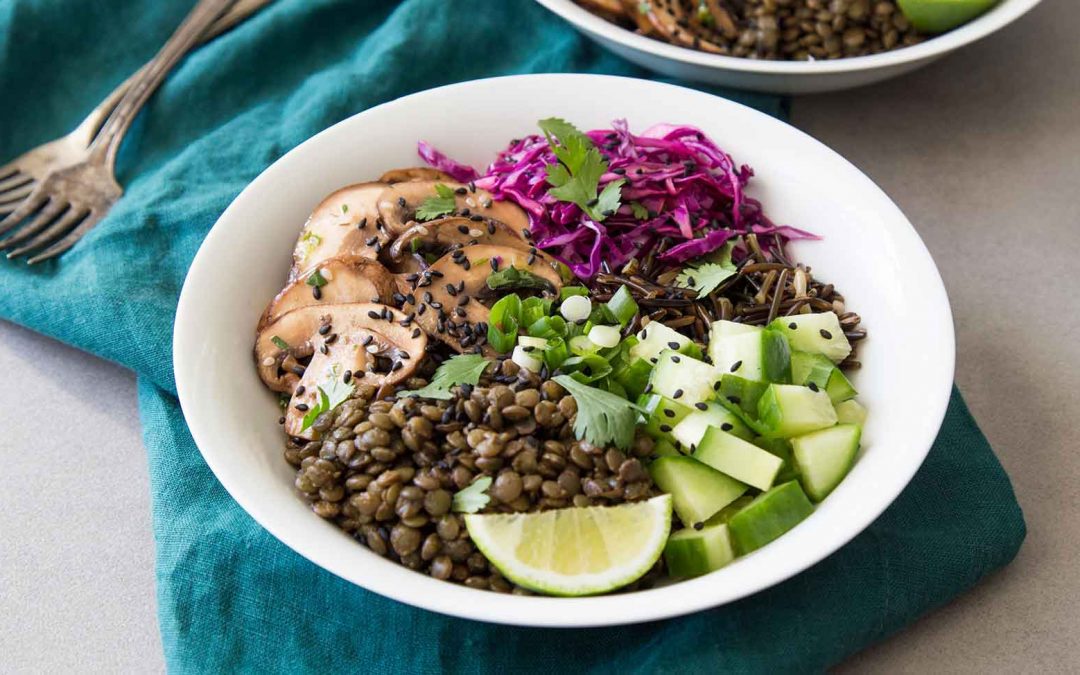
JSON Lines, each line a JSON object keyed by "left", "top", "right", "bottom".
{"left": 89, "top": 0, "right": 237, "bottom": 169}
{"left": 75, "top": 0, "right": 273, "bottom": 147}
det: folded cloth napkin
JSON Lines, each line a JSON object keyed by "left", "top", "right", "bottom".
{"left": 0, "top": 0, "right": 1025, "bottom": 671}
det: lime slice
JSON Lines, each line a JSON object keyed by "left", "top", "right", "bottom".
{"left": 464, "top": 495, "right": 673, "bottom": 596}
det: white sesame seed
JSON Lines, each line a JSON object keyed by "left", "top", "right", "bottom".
{"left": 465, "top": 198, "right": 476, "bottom": 208}
{"left": 320, "top": 267, "right": 334, "bottom": 280}
{"left": 261, "top": 357, "right": 276, "bottom": 367}
{"left": 469, "top": 229, "right": 483, "bottom": 237}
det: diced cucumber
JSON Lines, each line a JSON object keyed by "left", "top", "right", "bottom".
{"left": 631, "top": 321, "right": 702, "bottom": 363}
{"left": 648, "top": 456, "right": 748, "bottom": 527}
{"left": 792, "top": 424, "right": 862, "bottom": 502}
{"left": 717, "top": 374, "right": 769, "bottom": 418}
{"left": 693, "top": 428, "right": 784, "bottom": 491}
{"left": 752, "top": 436, "right": 800, "bottom": 484}
{"left": 648, "top": 350, "right": 721, "bottom": 407}
{"left": 768, "top": 312, "right": 851, "bottom": 363}
{"left": 664, "top": 522, "right": 735, "bottom": 578}
{"left": 790, "top": 351, "right": 857, "bottom": 403}
{"left": 756, "top": 384, "right": 838, "bottom": 438}
{"left": 613, "top": 357, "right": 652, "bottom": 400}
{"left": 670, "top": 402, "right": 754, "bottom": 450}
{"left": 834, "top": 399, "right": 867, "bottom": 426}
{"left": 705, "top": 495, "right": 755, "bottom": 525}
{"left": 709, "top": 319, "right": 761, "bottom": 343}
{"left": 637, "top": 393, "right": 694, "bottom": 440}
{"left": 727, "top": 480, "right": 815, "bottom": 555}
{"left": 652, "top": 438, "right": 681, "bottom": 458}
{"left": 709, "top": 328, "right": 792, "bottom": 383}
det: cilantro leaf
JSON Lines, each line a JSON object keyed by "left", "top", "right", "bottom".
{"left": 398, "top": 354, "right": 491, "bottom": 400}
{"left": 538, "top": 117, "right": 622, "bottom": 222}
{"left": 629, "top": 201, "right": 649, "bottom": 220}
{"left": 341, "top": 203, "right": 349, "bottom": 214}
{"left": 552, "top": 375, "right": 640, "bottom": 450}
{"left": 306, "top": 268, "right": 327, "bottom": 288}
{"left": 300, "top": 375, "right": 355, "bottom": 431}
{"left": 452, "top": 476, "right": 492, "bottom": 514}
{"left": 486, "top": 266, "right": 555, "bottom": 293}
{"left": 676, "top": 262, "right": 736, "bottom": 299}
{"left": 415, "top": 183, "right": 457, "bottom": 221}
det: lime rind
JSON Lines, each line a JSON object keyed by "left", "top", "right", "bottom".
{"left": 464, "top": 495, "right": 673, "bottom": 596}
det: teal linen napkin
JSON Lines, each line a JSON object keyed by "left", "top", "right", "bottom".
{"left": 0, "top": 0, "right": 1024, "bottom": 671}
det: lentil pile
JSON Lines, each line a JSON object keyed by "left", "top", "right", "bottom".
{"left": 580, "top": 0, "right": 925, "bottom": 61}
{"left": 285, "top": 356, "right": 662, "bottom": 593}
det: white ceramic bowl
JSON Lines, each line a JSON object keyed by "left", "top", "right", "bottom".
{"left": 174, "top": 74, "right": 954, "bottom": 626}
{"left": 535, "top": 0, "right": 1042, "bottom": 93}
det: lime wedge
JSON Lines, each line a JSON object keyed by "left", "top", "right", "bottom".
{"left": 464, "top": 495, "right": 673, "bottom": 596}
{"left": 897, "top": 0, "right": 999, "bottom": 33}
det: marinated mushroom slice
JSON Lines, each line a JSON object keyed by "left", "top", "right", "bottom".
{"left": 578, "top": 0, "right": 627, "bottom": 21}
{"left": 258, "top": 257, "right": 398, "bottom": 331}
{"left": 378, "top": 167, "right": 454, "bottom": 184}
{"left": 376, "top": 180, "right": 532, "bottom": 240}
{"left": 255, "top": 302, "right": 427, "bottom": 394}
{"left": 387, "top": 216, "right": 526, "bottom": 263}
{"left": 638, "top": 0, "right": 728, "bottom": 53}
{"left": 289, "top": 182, "right": 393, "bottom": 282}
{"left": 403, "top": 244, "right": 563, "bottom": 354}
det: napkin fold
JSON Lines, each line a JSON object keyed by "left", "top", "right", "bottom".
{"left": 0, "top": 0, "right": 1024, "bottom": 671}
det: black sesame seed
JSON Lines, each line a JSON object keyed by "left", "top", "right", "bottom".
{"left": 663, "top": 408, "right": 676, "bottom": 418}
{"left": 730, "top": 360, "right": 742, "bottom": 373}
{"left": 411, "top": 328, "right": 421, "bottom": 338}
{"left": 720, "top": 422, "right": 733, "bottom": 431}
{"left": 471, "top": 214, "right": 484, "bottom": 222}
{"left": 659, "top": 424, "right": 673, "bottom": 433}
{"left": 417, "top": 304, "right": 427, "bottom": 316}
{"left": 405, "top": 273, "right": 419, "bottom": 283}
{"left": 397, "top": 196, "right": 406, "bottom": 207}
{"left": 671, "top": 355, "right": 681, "bottom": 363}
{"left": 468, "top": 181, "right": 476, "bottom": 193}
{"left": 612, "top": 167, "right": 626, "bottom": 175}
{"left": 318, "top": 324, "right": 331, "bottom": 335}
{"left": 365, "top": 236, "right": 378, "bottom": 246}
{"left": 295, "top": 403, "right": 310, "bottom": 411}
{"left": 672, "top": 389, "right": 684, "bottom": 399}
{"left": 808, "top": 381, "right": 820, "bottom": 392}
{"left": 667, "top": 341, "right": 679, "bottom": 350}
{"left": 295, "top": 386, "right": 306, "bottom": 395}
{"left": 399, "top": 352, "right": 411, "bottom": 360}
{"left": 430, "top": 301, "right": 443, "bottom": 310}
{"left": 462, "top": 260, "right": 471, "bottom": 270}
{"left": 406, "top": 294, "right": 416, "bottom": 305}
{"left": 643, "top": 384, "right": 653, "bottom": 394}
{"left": 457, "top": 224, "right": 470, "bottom": 235}
{"left": 343, "top": 370, "right": 352, "bottom": 384}
{"left": 320, "top": 344, "right": 329, "bottom": 355}
{"left": 788, "top": 322, "right": 798, "bottom": 330}
{"left": 490, "top": 258, "right": 499, "bottom": 271}
{"left": 460, "top": 208, "right": 470, "bottom": 217}
{"left": 446, "top": 284, "right": 458, "bottom": 297}
{"left": 820, "top": 329, "right": 833, "bottom": 340}
{"left": 693, "top": 522, "right": 705, "bottom": 531}
{"left": 454, "top": 187, "right": 467, "bottom": 195}
{"left": 713, "top": 381, "right": 722, "bottom": 391}
{"left": 324, "top": 333, "right": 338, "bottom": 345}
{"left": 391, "top": 361, "right": 404, "bottom": 372}
{"left": 357, "top": 218, "right": 367, "bottom": 229}
{"left": 457, "top": 295, "right": 470, "bottom": 306}
{"left": 362, "top": 335, "right": 374, "bottom": 346}
{"left": 727, "top": 395, "right": 741, "bottom": 405}
{"left": 392, "top": 292, "right": 405, "bottom": 304}
{"left": 278, "top": 416, "right": 286, "bottom": 425}
{"left": 695, "top": 402, "right": 708, "bottom": 411}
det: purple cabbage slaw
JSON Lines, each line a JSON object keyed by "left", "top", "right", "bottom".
{"left": 418, "top": 120, "right": 816, "bottom": 279}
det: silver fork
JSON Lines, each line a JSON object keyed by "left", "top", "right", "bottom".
{"left": 0, "top": 0, "right": 269, "bottom": 263}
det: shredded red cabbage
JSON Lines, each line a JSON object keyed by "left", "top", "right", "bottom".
{"left": 417, "top": 141, "right": 479, "bottom": 183}
{"left": 418, "top": 121, "right": 817, "bottom": 279}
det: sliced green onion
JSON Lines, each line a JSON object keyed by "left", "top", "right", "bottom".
{"left": 605, "top": 285, "right": 639, "bottom": 326}
{"left": 559, "top": 353, "right": 612, "bottom": 384}
{"left": 487, "top": 317, "right": 518, "bottom": 353}
{"left": 489, "top": 294, "right": 522, "bottom": 331}
{"left": 569, "top": 334, "right": 601, "bottom": 355}
{"left": 543, "top": 337, "right": 569, "bottom": 370}
{"left": 271, "top": 336, "right": 289, "bottom": 350}
{"left": 613, "top": 357, "right": 653, "bottom": 400}
{"left": 527, "top": 315, "right": 567, "bottom": 339}
{"left": 511, "top": 345, "right": 543, "bottom": 372}
{"left": 521, "top": 296, "right": 553, "bottom": 327}
{"left": 518, "top": 335, "right": 549, "bottom": 350}
{"left": 588, "top": 324, "right": 621, "bottom": 349}
{"left": 560, "top": 286, "right": 589, "bottom": 301}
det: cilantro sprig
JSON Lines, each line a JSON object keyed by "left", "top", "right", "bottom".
{"left": 552, "top": 375, "right": 640, "bottom": 451}
{"left": 538, "top": 118, "right": 623, "bottom": 222}
{"left": 398, "top": 354, "right": 491, "bottom": 400}
{"left": 300, "top": 375, "right": 355, "bottom": 431}
{"left": 452, "top": 476, "right": 492, "bottom": 514}
{"left": 676, "top": 241, "right": 737, "bottom": 298}
{"left": 415, "top": 183, "right": 458, "bottom": 221}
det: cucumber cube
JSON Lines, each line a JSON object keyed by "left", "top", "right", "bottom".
{"left": 717, "top": 374, "right": 769, "bottom": 418}
{"left": 792, "top": 424, "right": 862, "bottom": 502}
{"left": 637, "top": 393, "right": 694, "bottom": 441}
{"left": 752, "top": 436, "right": 800, "bottom": 484}
{"left": 648, "top": 350, "right": 721, "bottom": 406}
{"left": 756, "top": 384, "right": 838, "bottom": 438}
{"left": 613, "top": 357, "right": 653, "bottom": 400}
{"left": 708, "top": 319, "right": 760, "bottom": 343}
{"left": 631, "top": 321, "right": 702, "bottom": 363}
{"left": 709, "top": 328, "right": 792, "bottom": 383}
{"left": 664, "top": 522, "right": 736, "bottom": 578}
{"left": 727, "top": 481, "right": 815, "bottom": 555}
{"left": 768, "top": 312, "right": 851, "bottom": 364}
{"left": 648, "top": 456, "right": 748, "bottom": 527}
{"left": 693, "top": 428, "right": 784, "bottom": 491}
{"left": 651, "top": 438, "right": 682, "bottom": 458}
{"left": 791, "top": 351, "right": 857, "bottom": 403}
{"left": 834, "top": 399, "right": 868, "bottom": 426}
{"left": 670, "top": 402, "right": 754, "bottom": 450}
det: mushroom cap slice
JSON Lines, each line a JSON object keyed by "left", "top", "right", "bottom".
{"left": 256, "top": 302, "right": 427, "bottom": 393}
{"left": 379, "top": 167, "right": 453, "bottom": 184}
{"left": 289, "top": 182, "right": 392, "bottom": 282}
{"left": 404, "top": 244, "right": 563, "bottom": 354}
{"left": 376, "top": 180, "right": 531, "bottom": 239}
{"left": 387, "top": 216, "right": 525, "bottom": 262}
{"left": 258, "top": 256, "right": 398, "bottom": 332}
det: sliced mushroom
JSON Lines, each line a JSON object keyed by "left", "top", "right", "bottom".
{"left": 578, "top": 0, "right": 627, "bottom": 21}
{"left": 376, "top": 180, "right": 532, "bottom": 239}
{"left": 258, "top": 256, "right": 398, "bottom": 332}
{"left": 378, "top": 167, "right": 454, "bottom": 184}
{"left": 289, "top": 182, "right": 392, "bottom": 282}
{"left": 255, "top": 302, "right": 427, "bottom": 394}
{"left": 638, "top": 0, "right": 727, "bottom": 53}
{"left": 387, "top": 216, "right": 525, "bottom": 262}
{"left": 402, "top": 244, "right": 563, "bottom": 354}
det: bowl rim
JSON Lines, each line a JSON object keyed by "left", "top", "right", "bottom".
{"left": 534, "top": 0, "right": 1043, "bottom": 75}
{"left": 174, "top": 73, "right": 955, "bottom": 627}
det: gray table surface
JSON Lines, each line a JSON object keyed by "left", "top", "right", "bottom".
{"left": 1, "top": 1, "right": 1077, "bottom": 671}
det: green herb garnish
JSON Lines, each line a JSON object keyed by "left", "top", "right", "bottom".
{"left": 486, "top": 266, "right": 555, "bottom": 293}
{"left": 452, "top": 476, "right": 493, "bottom": 513}
{"left": 300, "top": 376, "right": 355, "bottom": 431}
{"left": 398, "top": 354, "right": 492, "bottom": 400}
{"left": 676, "top": 241, "right": 737, "bottom": 299}
{"left": 306, "top": 268, "right": 328, "bottom": 288}
{"left": 538, "top": 118, "right": 624, "bottom": 222}
{"left": 271, "top": 335, "right": 289, "bottom": 350}
{"left": 415, "top": 183, "right": 457, "bottom": 221}
{"left": 487, "top": 294, "right": 523, "bottom": 354}
{"left": 341, "top": 203, "right": 349, "bottom": 214}
{"left": 630, "top": 201, "right": 650, "bottom": 220}
{"left": 552, "top": 375, "right": 640, "bottom": 450}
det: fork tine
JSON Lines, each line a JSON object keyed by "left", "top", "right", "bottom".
{"left": 0, "top": 192, "right": 47, "bottom": 237}
{"left": 0, "top": 200, "right": 68, "bottom": 250}
{"left": 0, "top": 185, "right": 34, "bottom": 207}
{"left": 26, "top": 209, "right": 105, "bottom": 264}
{"left": 0, "top": 173, "right": 31, "bottom": 195}
{"left": 6, "top": 207, "right": 89, "bottom": 259}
